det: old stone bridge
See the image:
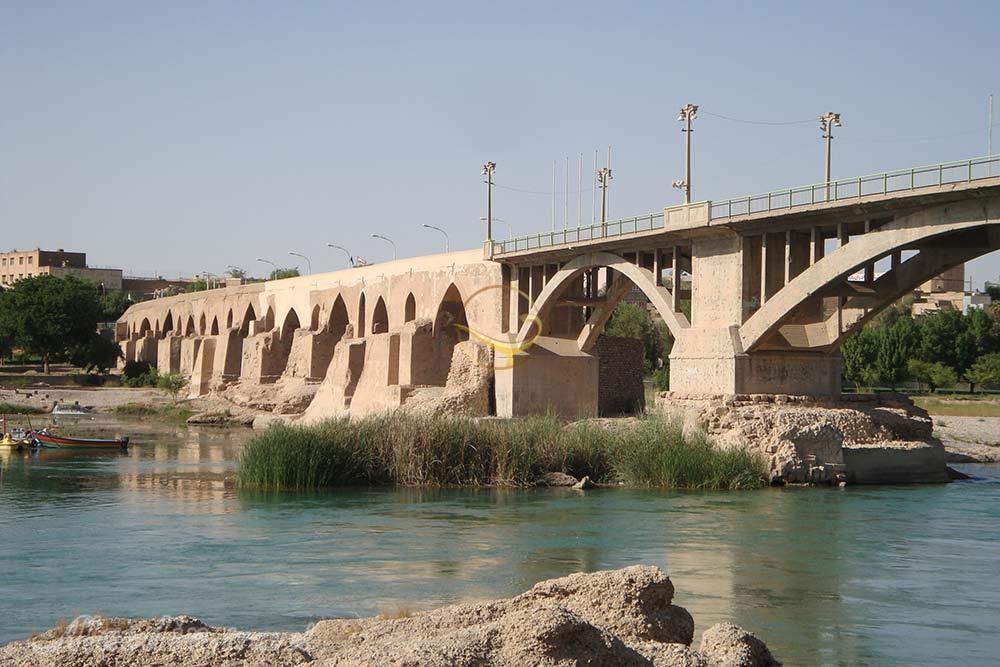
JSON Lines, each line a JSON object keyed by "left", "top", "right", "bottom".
{"left": 117, "top": 155, "right": 1000, "bottom": 419}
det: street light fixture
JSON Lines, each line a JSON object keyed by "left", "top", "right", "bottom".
{"left": 674, "top": 103, "right": 698, "bottom": 204}
{"left": 596, "top": 167, "right": 613, "bottom": 225}
{"left": 256, "top": 257, "right": 277, "bottom": 279}
{"left": 327, "top": 243, "right": 354, "bottom": 267}
{"left": 819, "top": 111, "right": 842, "bottom": 200}
{"left": 421, "top": 224, "right": 450, "bottom": 252}
{"left": 482, "top": 161, "right": 496, "bottom": 242}
{"left": 371, "top": 234, "right": 397, "bottom": 261}
{"left": 288, "top": 251, "right": 312, "bottom": 275}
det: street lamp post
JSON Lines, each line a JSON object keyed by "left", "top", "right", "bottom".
{"left": 327, "top": 244, "right": 354, "bottom": 267}
{"left": 673, "top": 103, "right": 698, "bottom": 204}
{"left": 371, "top": 234, "right": 397, "bottom": 261}
{"left": 482, "top": 161, "right": 496, "bottom": 242}
{"left": 256, "top": 257, "right": 277, "bottom": 279}
{"left": 819, "top": 111, "right": 842, "bottom": 200}
{"left": 421, "top": 224, "right": 450, "bottom": 252}
{"left": 596, "top": 167, "right": 613, "bottom": 226}
{"left": 288, "top": 251, "right": 312, "bottom": 275}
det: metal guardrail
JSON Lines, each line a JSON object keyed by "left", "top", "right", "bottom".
{"left": 709, "top": 154, "right": 1000, "bottom": 220}
{"left": 490, "top": 155, "right": 1000, "bottom": 256}
{"left": 489, "top": 211, "right": 664, "bottom": 255}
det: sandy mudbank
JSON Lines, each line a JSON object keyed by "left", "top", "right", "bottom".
{"left": 0, "top": 566, "right": 778, "bottom": 666}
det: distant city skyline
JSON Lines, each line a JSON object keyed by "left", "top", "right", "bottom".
{"left": 1, "top": 1, "right": 998, "bottom": 286}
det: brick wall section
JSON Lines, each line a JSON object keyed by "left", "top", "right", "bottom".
{"left": 595, "top": 335, "right": 645, "bottom": 416}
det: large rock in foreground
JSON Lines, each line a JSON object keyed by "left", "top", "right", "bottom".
{"left": 0, "top": 566, "right": 778, "bottom": 667}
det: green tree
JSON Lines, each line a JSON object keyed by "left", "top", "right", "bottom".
{"left": 98, "top": 291, "right": 133, "bottom": 322}
{"left": 269, "top": 267, "right": 300, "bottom": 280}
{"left": 871, "top": 314, "right": 918, "bottom": 389}
{"left": 915, "top": 310, "right": 967, "bottom": 371}
{"left": 226, "top": 267, "right": 248, "bottom": 279}
{"left": 965, "top": 352, "right": 1000, "bottom": 392}
{"left": 842, "top": 326, "right": 880, "bottom": 388}
{"left": 907, "top": 359, "right": 958, "bottom": 393}
{"left": 68, "top": 333, "right": 122, "bottom": 374}
{"left": 604, "top": 302, "right": 663, "bottom": 372}
{"left": 0, "top": 276, "right": 102, "bottom": 372}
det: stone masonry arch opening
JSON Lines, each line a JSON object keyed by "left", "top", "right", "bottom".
{"left": 372, "top": 296, "right": 389, "bottom": 334}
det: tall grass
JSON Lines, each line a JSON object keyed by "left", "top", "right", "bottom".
{"left": 0, "top": 402, "right": 46, "bottom": 415}
{"left": 239, "top": 413, "right": 767, "bottom": 491}
{"left": 112, "top": 402, "right": 194, "bottom": 422}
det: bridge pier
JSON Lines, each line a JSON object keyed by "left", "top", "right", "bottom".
{"left": 495, "top": 337, "right": 599, "bottom": 419}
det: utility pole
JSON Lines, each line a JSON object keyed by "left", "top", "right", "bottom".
{"left": 989, "top": 94, "right": 994, "bottom": 176}
{"left": 592, "top": 150, "right": 597, "bottom": 224}
{"left": 564, "top": 156, "right": 569, "bottom": 229}
{"left": 596, "top": 164, "right": 612, "bottom": 228}
{"left": 820, "top": 111, "right": 842, "bottom": 201}
{"left": 482, "top": 161, "right": 496, "bottom": 242}
{"left": 551, "top": 160, "right": 556, "bottom": 232}
{"left": 673, "top": 103, "right": 698, "bottom": 204}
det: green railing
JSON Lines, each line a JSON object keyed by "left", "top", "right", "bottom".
{"left": 490, "top": 154, "right": 1000, "bottom": 256}
{"left": 489, "top": 211, "right": 664, "bottom": 255}
{"left": 709, "top": 154, "right": 1000, "bottom": 220}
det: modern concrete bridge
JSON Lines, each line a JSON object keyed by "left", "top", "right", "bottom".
{"left": 118, "top": 155, "right": 1000, "bottom": 418}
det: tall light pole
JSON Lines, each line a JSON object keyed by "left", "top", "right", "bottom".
{"left": 482, "top": 161, "right": 496, "bottom": 242}
{"left": 371, "top": 233, "right": 397, "bottom": 260}
{"left": 421, "top": 224, "right": 449, "bottom": 252}
{"left": 256, "top": 257, "right": 277, "bottom": 279}
{"left": 288, "top": 251, "right": 312, "bottom": 275}
{"left": 820, "top": 111, "right": 842, "bottom": 200}
{"left": 596, "top": 166, "right": 613, "bottom": 227}
{"left": 673, "top": 103, "right": 698, "bottom": 204}
{"left": 327, "top": 243, "right": 354, "bottom": 267}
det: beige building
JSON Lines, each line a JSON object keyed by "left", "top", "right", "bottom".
{"left": 0, "top": 248, "right": 123, "bottom": 290}
{"left": 910, "top": 264, "right": 993, "bottom": 315}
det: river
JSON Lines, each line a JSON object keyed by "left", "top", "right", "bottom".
{"left": 1, "top": 416, "right": 997, "bottom": 665}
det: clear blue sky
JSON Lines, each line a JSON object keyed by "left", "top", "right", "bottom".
{"left": 2, "top": 1, "right": 998, "bottom": 286}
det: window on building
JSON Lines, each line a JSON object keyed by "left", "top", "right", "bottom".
{"left": 27, "top": 256, "right": 33, "bottom": 265}
{"left": 18, "top": 257, "right": 24, "bottom": 265}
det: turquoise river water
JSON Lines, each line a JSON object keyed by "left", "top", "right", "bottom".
{"left": 1, "top": 416, "right": 998, "bottom": 665}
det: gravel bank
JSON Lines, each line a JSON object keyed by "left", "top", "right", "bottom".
{"left": 934, "top": 416, "right": 1000, "bottom": 462}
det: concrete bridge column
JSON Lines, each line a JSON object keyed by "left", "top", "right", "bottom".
{"left": 669, "top": 233, "right": 842, "bottom": 395}
{"left": 495, "top": 336, "right": 599, "bottom": 418}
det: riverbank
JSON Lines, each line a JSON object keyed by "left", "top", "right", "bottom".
{"left": 934, "top": 415, "right": 1000, "bottom": 462}
{"left": 0, "top": 566, "right": 777, "bottom": 667}
{"left": 238, "top": 414, "right": 769, "bottom": 491}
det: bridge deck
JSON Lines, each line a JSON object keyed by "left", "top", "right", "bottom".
{"left": 491, "top": 155, "right": 1000, "bottom": 263}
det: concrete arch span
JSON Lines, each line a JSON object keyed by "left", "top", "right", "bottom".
{"left": 514, "top": 251, "right": 690, "bottom": 348}
{"left": 741, "top": 197, "right": 1000, "bottom": 353}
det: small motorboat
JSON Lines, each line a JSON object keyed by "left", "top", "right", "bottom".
{"left": 30, "top": 430, "right": 129, "bottom": 450}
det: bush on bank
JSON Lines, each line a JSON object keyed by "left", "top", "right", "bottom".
{"left": 238, "top": 414, "right": 768, "bottom": 491}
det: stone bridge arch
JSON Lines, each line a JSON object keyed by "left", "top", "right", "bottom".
{"left": 372, "top": 296, "right": 389, "bottom": 334}
{"left": 741, "top": 197, "right": 1000, "bottom": 353}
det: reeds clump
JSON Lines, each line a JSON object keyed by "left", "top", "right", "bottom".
{"left": 238, "top": 413, "right": 767, "bottom": 491}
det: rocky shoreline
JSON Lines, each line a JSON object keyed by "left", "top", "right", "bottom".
{"left": 0, "top": 566, "right": 777, "bottom": 667}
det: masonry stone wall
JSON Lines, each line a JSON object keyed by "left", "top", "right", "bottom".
{"left": 595, "top": 335, "right": 645, "bottom": 416}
